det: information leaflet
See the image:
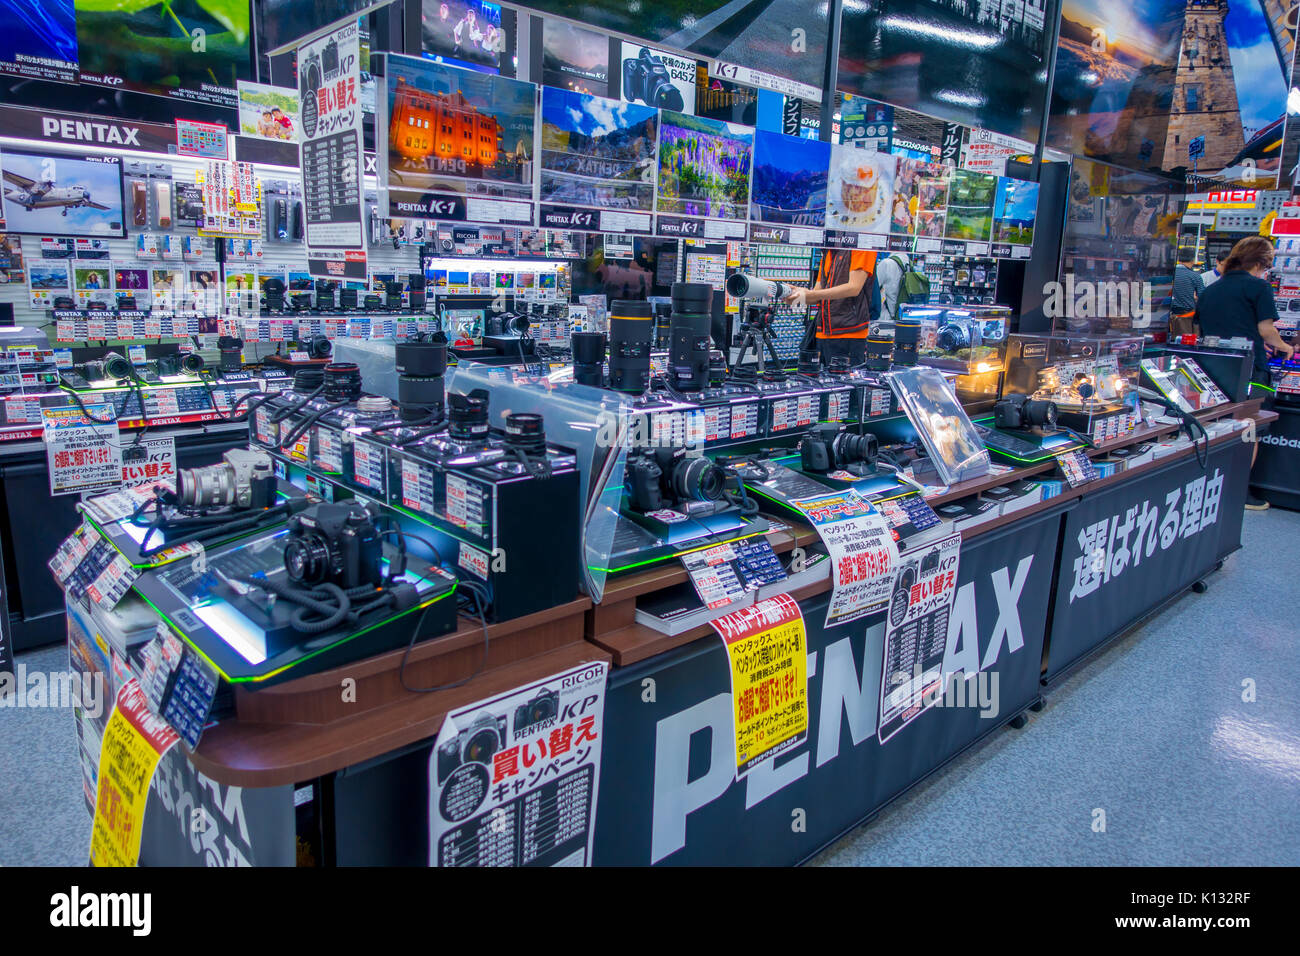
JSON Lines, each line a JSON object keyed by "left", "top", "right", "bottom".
{"left": 428, "top": 661, "right": 609, "bottom": 866}
{"left": 710, "top": 593, "right": 809, "bottom": 778}
{"left": 42, "top": 405, "right": 123, "bottom": 496}
{"left": 878, "top": 532, "right": 962, "bottom": 743}
{"left": 790, "top": 490, "right": 900, "bottom": 628}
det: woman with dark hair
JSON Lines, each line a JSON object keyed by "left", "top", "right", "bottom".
{"left": 1195, "top": 235, "right": 1295, "bottom": 510}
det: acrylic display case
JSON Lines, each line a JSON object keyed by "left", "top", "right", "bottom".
{"left": 903, "top": 303, "right": 1010, "bottom": 405}
{"left": 1001, "top": 333, "right": 1144, "bottom": 443}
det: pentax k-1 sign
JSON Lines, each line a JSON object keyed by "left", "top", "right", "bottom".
{"left": 299, "top": 21, "right": 367, "bottom": 281}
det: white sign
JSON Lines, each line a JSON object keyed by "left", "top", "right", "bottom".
{"left": 428, "top": 661, "right": 609, "bottom": 866}
{"left": 961, "top": 128, "right": 1035, "bottom": 176}
{"left": 789, "top": 490, "right": 900, "bottom": 628}
{"left": 42, "top": 405, "right": 123, "bottom": 496}
{"left": 122, "top": 437, "right": 176, "bottom": 489}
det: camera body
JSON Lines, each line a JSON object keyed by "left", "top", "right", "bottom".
{"left": 435, "top": 711, "right": 509, "bottom": 784}
{"left": 283, "top": 501, "right": 384, "bottom": 589}
{"left": 936, "top": 322, "right": 970, "bottom": 353}
{"left": 993, "top": 392, "right": 1059, "bottom": 431}
{"left": 176, "top": 448, "right": 276, "bottom": 510}
{"left": 623, "top": 48, "right": 685, "bottom": 111}
{"left": 626, "top": 446, "right": 727, "bottom": 514}
{"left": 800, "top": 423, "right": 879, "bottom": 475}
{"left": 514, "top": 688, "right": 559, "bottom": 733}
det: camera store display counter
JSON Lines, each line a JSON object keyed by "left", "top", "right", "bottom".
{"left": 583, "top": 400, "right": 1271, "bottom": 866}
{"left": 2, "top": 420, "right": 248, "bottom": 653}
{"left": 69, "top": 587, "right": 601, "bottom": 865}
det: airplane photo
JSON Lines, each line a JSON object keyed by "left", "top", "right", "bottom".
{"left": 3, "top": 171, "right": 111, "bottom": 216}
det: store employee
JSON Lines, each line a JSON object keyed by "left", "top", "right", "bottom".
{"left": 781, "top": 250, "right": 879, "bottom": 366}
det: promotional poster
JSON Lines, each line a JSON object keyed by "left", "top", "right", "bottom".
{"left": 421, "top": 0, "right": 505, "bottom": 74}
{"left": 540, "top": 89, "right": 658, "bottom": 212}
{"left": 824, "top": 146, "right": 894, "bottom": 238}
{"left": 655, "top": 111, "right": 752, "bottom": 221}
{"left": 541, "top": 18, "right": 608, "bottom": 96}
{"left": 891, "top": 158, "right": 950, "bottom": 238}
{"left": 992, "top": 177, "right": 1040, "bottom": 245}
{"left": 238, "top": 82, "right": 301, "bottom": 143}
{"left": 0, "top": 149, "right": 125, "bottom": 238}
{"left": 619, "top": 42, "right": 695, "bottom": 114}
{"left": 0, "top": 0, "right": 78, "bottom": 83}
{"left": 944, "top": 169, "right": 997, "bottom": 243}
{"left": 749, "top": 129, "right": 830, "bottom": 227}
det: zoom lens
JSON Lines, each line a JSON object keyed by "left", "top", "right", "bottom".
{"left": 865, "top": 334, "right": 893, "bottom": 371}
{"left": 571, "top": 331, "right": 606, "bottom": 388}
{"left": 180, "top": 352, "right": 205, "bottom": 374}
{"left": 398, "top": 375, "right": 444, "bottom": 421}
{"left": 798, "top": 350, "right": 821, "bottom": 376}
{"left": 670, "top": 456, "right": 725, "bottom": 503}
{"left": 176, "top": 463, "right": 239, "bottom": 509}
{"left": 1024, "top": 399, "right": 1058, "bottom": 428}
{"left": 834, "top": 431, "right": 878, "bottom": 467}
{"left": 323, "top": 363, "right": 362, "bottom": 402}
{"left": 218, "top": 337, "right": 243, "bottom": 372}
{"left": 395, "top": 340, "right": 447, "bottom": 377}
{"left": 448, "top": 393, "right": 490, "bottom": 443}
{"left": 668, "top": 284, "right": 711, "bottom": 391}
{"left": 503, "top": 413, "right": 546, "bottom": 455}
{"left": 608, "top": 300, "right": 653, "bottom": 394}
{"left": 103, "top": 352, "right": 132, "bottom": 380}
{"left": 893, "top": 317, "right": 921, "bottom": 366}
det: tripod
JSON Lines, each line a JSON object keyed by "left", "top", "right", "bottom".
{"left": 733, "top": 306, "right": 785, "bottom": 374}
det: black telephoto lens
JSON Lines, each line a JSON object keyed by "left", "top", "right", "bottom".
{"left": 339, "top": 287, "right": 358, "bottom": 311}
{"left": 385, "top": 281, "right": 404, "bottom": 311}
{"left": 608, "top": 300, "right": 653, "bottom": 394}
{"left": 798, "top": 349, "right": 821, "bottom": 376}
{"left": 893, "top": 317, "right": 921, "bottom": 366}
{"left": 708, "top": 356, "right": 727, "bottom": 388}
{"left": 408, "top": 273, "right": 427, "bottom": 312}
{"left": 571, "top": 331, "right": 606, "bottom": 388}
{"left": 322, "top": 362, "right": 362, "bottom": 402}
{"left": 668, "top": 282, "right": 713, "bottom": 391}
{"left": 398, "top": 375, "right": 445, "bottom": 422}
{"left": 395, "top": 339, "right": 447, "bottom": 378}
{"left": 314, "top": 279, "right": 336, "bottom": 311}
{"left": 448, "top": 392, "right": 490, "bottom": 443}
{"left": 218, "top": 339, "right": 243, "bottom": 372}
{"left": 503, "top": 413, "right": 547, "bottom": 455}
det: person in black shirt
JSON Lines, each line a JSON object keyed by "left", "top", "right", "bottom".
{"left": 1195, "top": 236, "right": 1294, "bottom": 510}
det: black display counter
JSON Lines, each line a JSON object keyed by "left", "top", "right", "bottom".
{"left": 1, "top": 421, "right": 247, "bottom": 652}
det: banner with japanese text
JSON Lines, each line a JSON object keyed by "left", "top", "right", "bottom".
{"left": 878, "top": 532, "right": 962, "bottom": 743}
{"left": 428, "top": 661, "right": 608, "bottom": 866}
{"left": 790, "top": 490, "right": 900, "bottom": 628}
{"left": 42, "top": 405, "right": 123, "bottom": 496}
{"left": 710, "top": 593, "right": 809, "bottom": 778}
{"left": 299, "top": 20, "right": 367, "bottom": 281}
{"left": 89, "top": 678, "right": 180, "bottom": 867}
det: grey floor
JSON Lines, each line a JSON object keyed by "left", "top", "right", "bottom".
{"left": 3, "top": 509, "right": 1298, "bottom": 867}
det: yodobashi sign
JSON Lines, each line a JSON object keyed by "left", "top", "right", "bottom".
{"left": 592, "top": 513, "right": 1061, "bottom": 865}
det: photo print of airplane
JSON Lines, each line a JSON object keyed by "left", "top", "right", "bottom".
{"left": 0, "top": 148, "right": 125, "bottom": 237}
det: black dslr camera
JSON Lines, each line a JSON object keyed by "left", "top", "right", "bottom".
{"left": 993, "top": 393, "right": 1059, "bottom": 432}
{"left": 283, "top": 501, "right": 384, "bottom": 589}
{"left": 622, "top": 47, "right": 685, "bottom": 111}
{"left": 626, "top": 446, "right": 727, "bottom": 513}
{"left": 515, "top": 688, "right": 559, "bottom": 732}
{"left": 800, "top": 423, "right": 879, "bottom": 475}
{"left": 322, "top": 37, "right": 340, "bottom": 76}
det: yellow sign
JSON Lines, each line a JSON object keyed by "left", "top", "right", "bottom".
{"left": 89, "top": 678, "right": 179, "bottom": 867}
{"left": 711, "top": 593, "right": 808, "bottom": 777}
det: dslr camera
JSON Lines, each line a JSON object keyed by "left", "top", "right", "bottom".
{"left": 993, "top": 393, "right": 1059, "bottom": 432}
{"left": 514, "top": 688, "right": 559, "bottom": 733}
{"left": 626, "top": 446, "right": 727, "bottom": 513}
{"left": 176, "top": 448, "right": 276, "bottom": 510}
{"left": 435, "top": 711, "right": 508, "bottom": 784}
{"left": 622, "top": 47, "right": 685, "bottom": 111}
{"left": 800, "top": 423, "right": 879, "bottom": 475}
{"left": 283, "top": 501, "right": 384, "bottom": 589}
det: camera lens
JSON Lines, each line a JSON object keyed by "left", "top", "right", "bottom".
{"left": 827, "top": 355, "right": 851, "bottom": 375}
{"left": 103, "top": 352, "right": 133, "bottom": 380}
{"left": 894, "top": 317, "right": 921, "bottom": 366}
{"left": 866, "top": 334, "right": 893, "bottom": 371}
{"left": 176, "top": 463, "right": 236, "bottom": 508}
{"left": 834, "top": 430, "right": 878, "bottom": 467}
{"left": 356, "top": 395, "right": 393, "bottom": 415}
{"left": 1024, "top": 399, "right": 1058, "bottom": 428}
{"left": 608, "top": 300, "right": 653, "bottom": 394}
{"left": 708, "top": 356, "right": 727, "bottom": 388}
{"left": 448, "top": 393, "right": 490, "bottom": 443}
{"left": 670, "top": 456, "right": 725, "bottom": 503}
{"left": 798, "top": 350, "right": 821, "bottom": 376}
{"left": 218, "top": 338, "right": 243, "bottom": 372}
{"left": 385, "top": 281, "right": 404, "bottom": 311}
{"left": 180, "top": 352, "right": 205, "bottom": 374}
{"left": 936, "top": 323, "right": 969, "bottom": 352}
{"left": 671, "top": 281, "right": 713, "bottom": 314}
{"left": 395, "top": 339, "right": 447, "bottom": 377}
{"left": 503, "top": 413, "right": 547, "bottom": 455}
{"left": 668, "top": 286, "right": 711, "bottom": 391}
{"left": 571, "top": 331, "right": 606, "bottom": 387}
{"left": 398, "top": 375, "right": 444, "bottom": 421}
{"left": 293, "top": 367, "right": 326, "bottom": 392}
{"left": 323, "top": 363, "right": 362, "bottom": 402}
{"left": 284, "top": 534, "right": 331, "bottom": 585}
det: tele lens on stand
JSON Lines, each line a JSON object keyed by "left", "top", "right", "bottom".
{"left": 668, "top": 282, "right": 712, "bottom": 392}
{"left": 608, "top": 300, "right": 653, "bottom": 394}
{"left": 571, "top": 331, "right": 606, "bottom": 388}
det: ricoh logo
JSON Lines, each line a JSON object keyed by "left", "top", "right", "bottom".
{"left": 1261, "top": 433, "right": 1300, "bottom": 449}
{"left": 1043, "top": 276, "right": 1153, "bottom": 325}
{"left": 50, "top": 887, "right": 151, "bottom": 936}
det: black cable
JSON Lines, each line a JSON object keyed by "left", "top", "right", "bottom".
{"left": 270, "top": 384, "right": 324, "bottom": 423}
{"left": 277, "top": 400, "right": 348, "bottom": 449}
{"left": 399, "top": 578, "right": 491, "bottom": 694}
{"left": 377, "top": 525, "right": 447, "bottom": 574}
{"left": 397, "top": 419, "right": 449, "bottom": 446}
{"left": 62, "top": 386, "right": 118, "bottom": 425}
{"left": 367, "top": 410, "right": 439, "bottom": 434}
